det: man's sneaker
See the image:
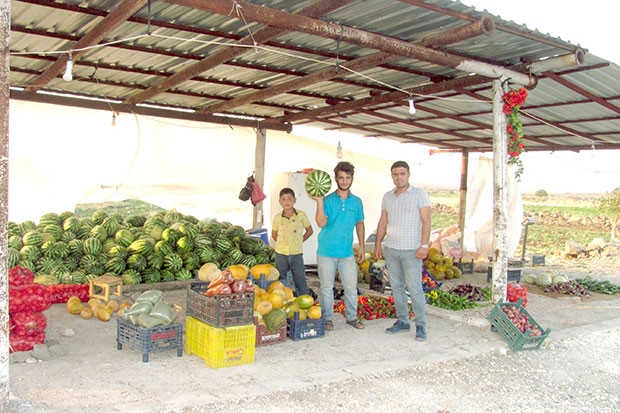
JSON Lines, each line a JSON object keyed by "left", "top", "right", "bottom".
{"left": 385, "top": 320, "right": 410, "bottom": 334}
{"left": 415, "top": 326, "right": 427, "bottom": 341}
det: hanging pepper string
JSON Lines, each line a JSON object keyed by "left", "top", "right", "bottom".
{"left": 502, "top": 87, "right": 528, "bottom": 181}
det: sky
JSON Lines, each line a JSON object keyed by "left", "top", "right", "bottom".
{"left": 297, "top": 0, "right": 620, "bottom": 195}
{"left": 462, "top": 0, "right": 620, "bottom": 65}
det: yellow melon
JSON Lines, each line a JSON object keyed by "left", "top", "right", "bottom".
{"left": 106, "top": 299, "right": 120, "bottom": 312}
{"left": 307, "top": 305, "right": 322, "bottom": 319}
{"left": 283, "top": 301, "right": 300, "bottom": 319}
{"left": 256, "top": 300, "right": 273, "bottom": 316}
{"left": 198, "top": 262, "right": 221, "bottom": 282}
{"left": 271, "top": 287, "right": 287, "bottom": 302}
{"left": 282, "top": 286, "right": 294, "bottom": 301}
{"left": 227, "top": 264, "right": 249, "bottom": 280}
{"left": 67, "top": 299, "right": 83, "bottom": 315}
{"left": 250, "top": 264, "right": 279, "bottom": 281}
{"left": 80, "top": 307, "right": 94, "bottom": 320}
{"left": 267, "top": 281, "right": 285, "bottom": 293}
{"left": 267, "top": 292, "right": 284, "bottom": 309}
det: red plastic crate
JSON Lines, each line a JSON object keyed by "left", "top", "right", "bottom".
{"left": 254, "top": 317, "right": 287, "bottom": 346}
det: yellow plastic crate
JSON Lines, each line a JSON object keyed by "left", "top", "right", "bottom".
{"left": 185, "top": 316, "right": 255, "bottom": 368}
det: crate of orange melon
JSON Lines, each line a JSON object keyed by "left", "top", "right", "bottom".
{"left": 253, "top": 280, "right": 293, "bottom": 345}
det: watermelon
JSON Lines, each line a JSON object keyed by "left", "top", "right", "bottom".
{"left": 305, "top": 170, "right": 332, "bottom": 197}
{"left": 163, "top": 253, "right": 183, "bottom": 272}
{"left": 22, "top": 231, "right": 43, "bottom": 247}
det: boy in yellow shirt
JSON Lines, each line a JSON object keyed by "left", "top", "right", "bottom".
{"left": 271, "top": 188, "right": 314, "bottom": 296}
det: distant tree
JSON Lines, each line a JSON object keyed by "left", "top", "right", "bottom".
{"left": 534, "top": 189, "right": 548, "bottom": 197}
{"left": 597, "top": 188, "right": 620, "bottom": 242}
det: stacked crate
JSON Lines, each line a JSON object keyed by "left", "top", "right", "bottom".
{"left": 185, "top": 282, "right": 255, "bottom": 368}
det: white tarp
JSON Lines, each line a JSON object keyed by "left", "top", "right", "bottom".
{"left": 462, "top": 156, "right": 523, "bottom": 257}
{"left": 8, "top": 100, "right": 402, "bottom": 234}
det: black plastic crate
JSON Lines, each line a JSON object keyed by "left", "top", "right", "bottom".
{"left": 487, "top": 267, "right": 522, "bottom": 283}
{"left": 116, "top": 318, "right": 183, "bottom": 362}
{"left": 186, "top": 282, "right": 254, "bottom": 327}
{"left": 456, "top": 258, "right": 474, "bottom": 274}
{"left": 531, "top": 255, "right": 546, "bottom": 266}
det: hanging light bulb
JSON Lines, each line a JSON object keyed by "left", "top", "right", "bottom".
{"left": 63, "top": 52, "right": 73, "bottom": 82}
{"left": 111, "top": 112, "right": 117, "bottom": 127}
{"left": 336, "top": 140, "right": 343, "bottom": 159}
{"left": 408, "top": 97, "right": 416, "bottom": 115}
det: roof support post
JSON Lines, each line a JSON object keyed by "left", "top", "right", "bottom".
{"left": 458, "top": 149, "right": 469, "bottom": 250}
{"left": 0, "top": 0, "right": 10, "bottom": 408}
{"left": 252, "top": 127, "right": 267, "bottom": 230}
{"left": 491, "top": 78, "right": 509, "bottom": 303}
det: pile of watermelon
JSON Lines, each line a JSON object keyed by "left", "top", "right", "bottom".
{"left": 7, "top": 209, "right": 275, "bottom": 286}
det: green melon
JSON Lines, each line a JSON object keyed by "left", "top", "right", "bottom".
{"left": 263, "top": 308, "right": 286, "bottom": 331}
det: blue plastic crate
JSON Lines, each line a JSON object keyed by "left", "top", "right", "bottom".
{"left": 422, "top": 267, "right": 442, "bottom": 293}
{"left": 286, "top": 313, "right": 325, "bottom": 341}
{"left": 116, "top": 318, "right": 183, "bottom": 362}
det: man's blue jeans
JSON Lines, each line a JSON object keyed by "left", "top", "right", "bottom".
{"left": 384, "top": 246, "right": 426, "bottom": 327}
{"left": 317, "top": 254, "right": 358, "bottom": 322}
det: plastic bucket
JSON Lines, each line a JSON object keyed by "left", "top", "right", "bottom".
{"left": 247, "top": 228, "right": 269, "bottom": 245}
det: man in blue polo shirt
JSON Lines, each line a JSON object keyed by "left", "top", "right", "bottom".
{"left": 312, "top": 161, "right": 365, "bottom": 331}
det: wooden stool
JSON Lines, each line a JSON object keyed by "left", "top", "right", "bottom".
{"left": 89, "top": 274, "right": 123, "bottom": 302}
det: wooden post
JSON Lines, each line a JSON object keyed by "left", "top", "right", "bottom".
{"left": 0, "top": 0, "right": 10, "bottom": 407}
{"left": 491, "top": 78, "right": 509, "bottom": 303}
{"left": 458, "top": 148, "right": 468, "bottom": 247}
{"left": 253, "top": 127, "right": 266, "bottom": 229}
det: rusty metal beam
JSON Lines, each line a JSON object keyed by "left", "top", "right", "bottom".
{"left": 279, "top": 51, "right": 584, "bottom": 123}
{"left": 10, "top": 89, "right": 293, "bottom": 132}
{"left": 25, "top": 0, "right": 148, "bottom": 92}
{"left": 170, "top": 0, "right": 534, "bottom": 86}
{"left": 123, "top": 0, "right": 354, "bottom": 105}
{"left": 201, "top": 16, "right": 495, "bottom": 114}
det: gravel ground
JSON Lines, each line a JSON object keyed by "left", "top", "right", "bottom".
{"left": 182, "top": 324, "right": 620, "bottom": 413}
{"left": 8, "top": 258, "right": 620, "bottom": 413}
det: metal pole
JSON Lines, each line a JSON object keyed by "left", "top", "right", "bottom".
{"left": 491, "top": 78, "right": 509, "bottom": 303}
{"left": 521, "top": 224, "right": 529, "bottom": 263}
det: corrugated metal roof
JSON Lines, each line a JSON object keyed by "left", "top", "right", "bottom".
{"left": 8, "top": 0, "right": 620, "bottom": 152}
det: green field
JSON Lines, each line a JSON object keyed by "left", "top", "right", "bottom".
{"left": 428, "top": 191, "right": 609, "bottom": 258}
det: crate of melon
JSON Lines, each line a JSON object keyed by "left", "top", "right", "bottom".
{"left": 186, "top": 282, "right": 254, "bottom": 328}
{"left": 254, "top": 316, "right": 287, "bottom": 346}
{"left": 488, "top": 298, "right": 550, "bottom": 352}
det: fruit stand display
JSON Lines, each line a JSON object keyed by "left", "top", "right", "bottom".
{"left": 186, "top": 267, "right": 256, "bottom": 368}
{"left": 249, "top": 263, "right": 325, "bottom": 342}
{"left": 7, "top": 210, "right": 275, "bottom": 288}
{"left": 116, "top": 290, "right": 183, "bottom": 362}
